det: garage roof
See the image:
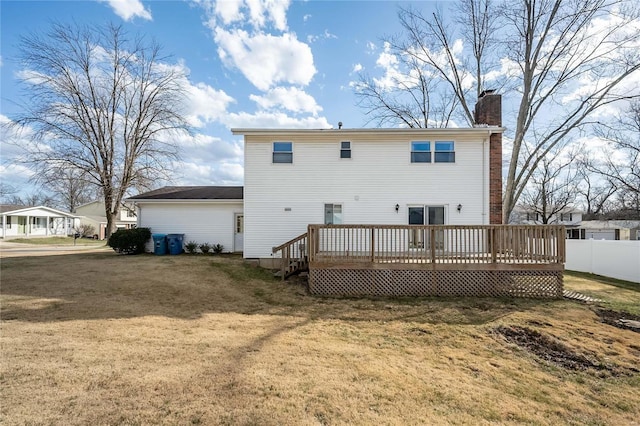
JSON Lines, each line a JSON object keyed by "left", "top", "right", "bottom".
{"left": 128, "top": 186, "right": 243, "bottom": 201}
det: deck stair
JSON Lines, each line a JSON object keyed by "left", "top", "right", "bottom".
{"left": 272, "top": 232, "right": 308, "bottom": 280}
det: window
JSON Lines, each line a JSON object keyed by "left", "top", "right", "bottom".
{"left": 434, "top": 141, "right": 455, "bottom": 163}
{"left": 126, "top": 209, "right": 136, "bottom": 218}
{"left": 411, "top": 141, "right": 431, "bottom": 163}
{"left": 560, "top": 213, "right": 573, "bottom": 222}
{"left": 324, "top": 204, "right": 342, "bottom": 224}
{"left": 273, "top": 142, "right": 293, "bottom": 163}
{"left": 340, "top": 141, "right": 351, "bottom": 159}
{"left": 5, "top": 217, "right": 11, "bottom": 229}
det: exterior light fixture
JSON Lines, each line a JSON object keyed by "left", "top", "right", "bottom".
{"left": 395, "top": 204, "right": 400, "bottom": 213}
{"left": 457, "top": 204, "right": 462, "bottom": 213}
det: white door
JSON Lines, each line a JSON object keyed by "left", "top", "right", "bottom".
{"left": 234, "top": 214, "right": 244, "bottom": 252}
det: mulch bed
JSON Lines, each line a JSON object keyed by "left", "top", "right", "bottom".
{"left": 595, "top": 309, "right": 640, "bottom": 333}
{"left": 491, "top": 325, "right": 640, "bottom": 377}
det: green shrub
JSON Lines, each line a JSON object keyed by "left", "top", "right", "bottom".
{"left": 185, "top": 240, "right": 199, "bottom": 254}
{"left": 107, "top": 228, "right": 151, "bottom": 255}
{"left": 213, "top": 243, "right": 224, "bottom": 254}
{"left": 199, "top": 242, "right": 212, "bottom": 254}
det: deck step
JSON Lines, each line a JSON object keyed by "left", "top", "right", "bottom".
{"left": 563, "top": 290, "right": 602, "bottom": 303}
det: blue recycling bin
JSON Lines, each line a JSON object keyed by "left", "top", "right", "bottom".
{"left": 152, "top": 234, "right": 167, "bottom": 255}
{"left": 167, "top": 233, "right": 185, "bottom": 255}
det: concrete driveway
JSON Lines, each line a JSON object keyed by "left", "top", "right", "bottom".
{"left": 0, "top": 240, "right": 112, "bottom": 258}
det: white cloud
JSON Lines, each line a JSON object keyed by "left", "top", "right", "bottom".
{"left": 352, "top": 63, "right": 363, "bottom": 73}
{"left": 214, "top": 0, "right": 244, "bottom": 25}
{"left": 303, "top": 14, "right": 311, "bottom": 22}
{"left": 307, "top": 29, "right": 337, "bottom": 44}
{"left": 215, "top": 28, "right": 316, "bottom": 91}
{"left": 249, "top": 87, "right": 322, "bottom": 115}
{"left": 205, "top": 0, "right": 290, "bottom": 31}
{"left": 223, "top": 110, "right": 331, "bottom": 129}
{"left": 185, "top": 82, "right": 236, "bottom": 127}
{"left": 100, "top": 0, "right": 152, "bottom": 21}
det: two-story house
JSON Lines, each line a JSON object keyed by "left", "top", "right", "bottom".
{"left": 74, "top": 200, "right": 138, "bottom": 239}
{"left": 129, "top": 91, "right": 504, "bottom": 262}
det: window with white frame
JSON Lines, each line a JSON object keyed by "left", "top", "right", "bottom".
{"left": 324, "top": 204, "right": 343, "bottom": 224}
{"left": 31, "top": 217, "right": 47, "bottom": 229}
{"left": 340, "top": 141, "right": 351, "bottom": 159}
{"left": 411, "top": 141, "right": 431, "bottom": 163}
{"left": 434, "top": 141, "right": 455, "bottom": 163}
{"left": 272, "top": 142, "right": 293, "bottom": 163}
{"left": 560, "top": 213, "right": 573, "bottom": 221}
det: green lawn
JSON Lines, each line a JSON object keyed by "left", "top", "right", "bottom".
{"left": 6, "top": 236, "right": 106, "bottom": 246}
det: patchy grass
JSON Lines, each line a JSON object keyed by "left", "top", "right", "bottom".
{"left": 565, "top": 270, "right": 640, "bottom": 315}
{"left": 1, "top": 253, "right": 639, "bottom": 425}
{"left": 7, "top": 236, "right": 105, "bottom": 246}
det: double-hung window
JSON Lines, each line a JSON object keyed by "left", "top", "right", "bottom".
{"left": 340, "top": 141, "right": 351, "bottom": 159}
{"left": 272, "top": 142, "right": 293, "bottom": 163}
{"left": 434, "top": 141, "right": 455, "bottom": 163}
{"left": 324, "top": 204, "right": 343, "bottom": 224}
{"left": 411, "top": 141, "right": 431, "bottom": 163}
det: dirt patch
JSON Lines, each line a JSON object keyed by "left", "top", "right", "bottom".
{"left": 596, "top": 309, "right": 640, "bottom": 333}
{"left": 492, "top": 325, "right": 626, "bottom": 374}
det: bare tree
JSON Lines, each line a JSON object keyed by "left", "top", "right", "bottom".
{"left": 519, "top": 148, "right": 578, "bottom": 224}
{"left": 355, "top": 0, "right": 640, "bottom": 222}
{"left": 592, "top": 100, "right": 640, "bottom": 199}
{"left": 5, "top": 192, "right": 56, "bottom": 208}
{"left": 575, "top": 157, "right": 618, "bottom": 219}
{"left": 36, "top": 168, "right": 96, "bottom": 212}
{"left": 12, "top": 22, "right": 189, "bottom": 237}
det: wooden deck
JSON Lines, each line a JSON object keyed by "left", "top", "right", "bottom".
{"left": 274, "top": 224, "right": 565, "bottom": 298}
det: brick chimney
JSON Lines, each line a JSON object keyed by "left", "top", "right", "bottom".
{"left": 474, "top": 90, "right": 502, "bottom": 224}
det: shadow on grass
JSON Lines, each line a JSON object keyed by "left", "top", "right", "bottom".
{"left": 1, "top": 251, "right": 557, "bottom": 325}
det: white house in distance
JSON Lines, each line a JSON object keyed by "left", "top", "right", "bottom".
{"left": 129, "top": 91, "right": 504, "bottom": 263}
{"left": 74, "top": 200, "right": 138, "bottom": 240}
{"left": 0, "top": 205, "right": 78, "bottom": 239}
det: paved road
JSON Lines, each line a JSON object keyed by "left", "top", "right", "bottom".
{"left": 0, "top": 240, "right": 112, "bottom": 258}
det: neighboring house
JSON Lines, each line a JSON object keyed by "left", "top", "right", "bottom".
{"left": 74, "top": 200, "right": 137, "bottom": 240}
{"left": 569, "top": 220, "right": 640, "bottom": 240}
{"left": 127, "top": 186, "right": 244, "bottom": 252}
{"left": 512, "top": 206, "right": 583, "bottom": 239}
{"left": 0, "top": 205, "right": 78, "bottom": 239}
{"left": 234, "top": 91, "right": 504, "bottom": 262}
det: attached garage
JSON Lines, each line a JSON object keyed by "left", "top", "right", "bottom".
{"left": 127, "top": 186, "right": 243, "bottom": 253}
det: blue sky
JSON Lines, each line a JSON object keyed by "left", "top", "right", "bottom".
{"left": 1, "top": 0, "right": 443, "bottom": 195}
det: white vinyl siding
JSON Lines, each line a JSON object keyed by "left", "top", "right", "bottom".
{"left": 243, "top": 131, "right": 490, "bottom": 258}
{"left": 136, "top": 202, "right": 243, "bottom": 253}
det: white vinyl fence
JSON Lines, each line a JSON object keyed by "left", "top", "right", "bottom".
{"left": 566, "top": 240, "right": 640, "bottom": 283}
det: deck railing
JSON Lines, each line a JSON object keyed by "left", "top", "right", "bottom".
{"left": 272, "top": 232, "right": 308, "bottom": 279}
{"left": 307, "top": 224, "right": 565, "bottom": 265}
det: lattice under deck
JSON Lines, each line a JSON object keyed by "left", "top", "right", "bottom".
{"left": 309, "top": 268, "right": 563, "bottom": 298}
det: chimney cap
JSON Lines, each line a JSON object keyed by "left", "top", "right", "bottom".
{"left": 479, "top": 89, "right": 496, "bottom": 98}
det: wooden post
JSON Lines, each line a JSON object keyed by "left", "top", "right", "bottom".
{"left": 491, "top": 227, "right": 497, "bottom": 263}
{"left": 370, "top": 227, "right": 375, "bottom": 262}
{"left": 430, "top": 227, "right": 436, "bottom": 264}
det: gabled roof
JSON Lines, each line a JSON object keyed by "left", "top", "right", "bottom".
{"left": 0, "top": 205, "right": 78, "bottom": 217}
{"left": 0, "top": 204, "right": 28, "bottom": 214}
{"left": 128, "top": 186, "right": 243, "bottom": 201}
{"left": 578, "top": 220, "right": 640, "bottom": 230}
{"left": 231, "top": 127, "right": 504, "bottom": 137}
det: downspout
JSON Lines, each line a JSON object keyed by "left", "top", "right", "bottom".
{"left": 482, "top": 134, "right": 488, "bottom": 225}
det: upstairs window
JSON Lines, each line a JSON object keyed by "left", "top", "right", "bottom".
{"left": 340, "top": 141, "right": 351, "bottom": 159}
{"left": 324, "top": 204, "right": 343, "bottom": 224}
{"left": 411, "top": 141, "right": 431, "bottom": 163}
{"left": 560, "top": 213, "right": 573, "bottom": 221}
{"left": 434, "top": 141, "right": 455, "bottom": 163}
{"left": 273, "top": 142, "right": 293, "bottom": 163}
